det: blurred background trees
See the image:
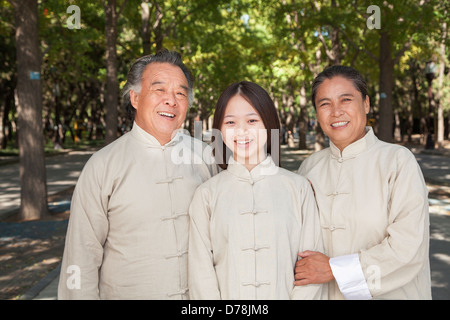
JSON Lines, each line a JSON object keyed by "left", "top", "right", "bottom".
{"left": 1, "top": 0, "right": 449, "bottom": 219}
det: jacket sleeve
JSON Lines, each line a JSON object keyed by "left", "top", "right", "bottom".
{"left": 291, "top": 180, "right": 328, "bottom": 300}
{"left": 57, "top": 154, "right": 109, "bottom": 300}
{"left": 358, "top": 149, "right": 430, "bottom": 298}
{"left": 188, "top": 185, "right": 221, "bottom": 299}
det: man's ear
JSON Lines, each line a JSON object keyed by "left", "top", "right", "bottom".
{"left": 130, "top": 90, "right": 139, "bottom": 109}
{"left": 364, "top": 95, "right": 370, "bottom": 114}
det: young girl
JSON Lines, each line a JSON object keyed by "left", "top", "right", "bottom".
{"left": 188, "top": 81, "right": 325, "bottom": 300}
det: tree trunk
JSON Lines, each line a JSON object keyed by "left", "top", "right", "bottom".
{"left": 104, "top": 0, "right": 119, "bottom": 145}
{"left": 153, "top": 2, "right": 163, "bottom": 52}
{"left": 406, "top": 111, "right": 413, "bottom": 143}
{"left": 425, "top": 74, "right": 436, "bottom": 149}
{"left": 410, "top": 62, "right": 421, "bottom": 142}
{"left": 436, "top": 20, "right": 447, "bottom": 148}
{"left": 14, "top": 0, "right": 48, "bottom": 220}
{"left": 283, "top": 91, "right": 296, "bottom": 148}
{"left": 141, "top": 1, "right": 163, "bottom": 55}
{"left": 378, "top": 32, "right": 394, "bottom": 142}
{"left": 298, "top": 83, "right": 308, "bottom": 150}
{"left": 394, "top": 110, "right": 401, "bottom": 142}
{"left": 1, "top": 90, "right": 13, "bottom": 149}
{"left": 314, "top": 125, "right": 326, "bottom": 151}
{"left": 0, "top": 95, "right": 5, "bottom": 151}
{"left": 141, "top": 1, "right": 152, "bottom": 55}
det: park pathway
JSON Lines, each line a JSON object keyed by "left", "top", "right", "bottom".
{"left": 0, "top": 149, "right": 95, "bottom": 219}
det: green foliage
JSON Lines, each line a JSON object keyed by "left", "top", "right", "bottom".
{"left": 0, "top": 0, "right": 448, "bottom": 150}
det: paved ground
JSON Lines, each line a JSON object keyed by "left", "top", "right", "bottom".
{"left": 1, "top": 137, "right": 449, "bottom": 300}
{"left": 0, "top": 149, "right": 94, "bottom": 300}
{"left": 0, "top": 149, "right": 95, "bottom": 219}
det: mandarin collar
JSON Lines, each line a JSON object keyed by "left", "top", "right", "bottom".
{"left": 329, "top": 126, "right": 377, "bottom": 159}
{"left": 130, "top": 121, "right": 182, "bottom": 148}
{"left": 226, "top": 155, "right": 279, "bottom": 182}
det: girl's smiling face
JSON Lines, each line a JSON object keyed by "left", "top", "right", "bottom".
{"left": 220, "top": 94, "right": 267, "bottom": 171}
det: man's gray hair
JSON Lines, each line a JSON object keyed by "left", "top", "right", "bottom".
{"left": 122, "top": 49, "right": 194, "bottom": 120}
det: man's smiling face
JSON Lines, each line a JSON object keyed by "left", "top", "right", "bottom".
{"left": 130, "top": 62, "right": 189, "bottom": 145}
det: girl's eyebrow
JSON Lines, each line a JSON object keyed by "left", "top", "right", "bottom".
{"left": 224, "top": 112, "right": 259, "bottom": 118}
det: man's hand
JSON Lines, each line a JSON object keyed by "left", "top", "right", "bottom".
{"left": 294, "top": 250, "right": 334, "bottom": 286}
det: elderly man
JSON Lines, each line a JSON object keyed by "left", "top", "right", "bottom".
{"left": 58, "top": 50, "right": 217, "bottom": 300}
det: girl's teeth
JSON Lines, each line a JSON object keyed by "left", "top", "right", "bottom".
{"left": 236, "top": 140, "right": 252, "bottom": 144}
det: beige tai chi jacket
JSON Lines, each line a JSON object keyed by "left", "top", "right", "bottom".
{"left": 58, "top": 122, "right": 217, "bottom": 299}
{"left": 188, "top": 156, "right": 326, "bottom": 300}
{"left": 298, "top": 127, "right": 431, "bottom": 300}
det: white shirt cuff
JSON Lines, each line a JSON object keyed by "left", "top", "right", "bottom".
{"left": 329, "top": 253, "right": 372, "bottom": 300}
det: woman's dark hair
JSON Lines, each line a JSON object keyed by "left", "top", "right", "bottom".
{"left": 122, "top": 49, "right": 194, "bottom": 121}
{"left": 212, "top": 81, "right": 281, "bottom": 170}
{"left": 311, "top": 65, "right": 368, "bottom": 109}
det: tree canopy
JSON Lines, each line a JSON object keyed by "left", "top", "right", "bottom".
{"left": 1, "top": 0, "right": 448, "bottom": 150}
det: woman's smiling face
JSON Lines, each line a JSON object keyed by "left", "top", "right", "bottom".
{"left": 315, "top": 76, "right": 370, "bottom": 152}
{"left": 220, "top": 94, "right": 267, "bottom": 170}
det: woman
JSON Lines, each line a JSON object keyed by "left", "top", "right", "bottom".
{"left": 188, "top": 81, "right": 325, "bottom": 300}
{"left": 294, "top": 66, "right": 432, "bottom": 300}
